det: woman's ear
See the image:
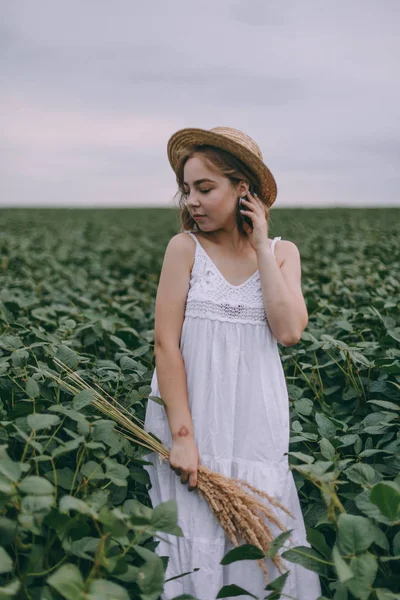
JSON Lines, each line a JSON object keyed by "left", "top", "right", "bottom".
{"left": 237, "top": 181, "right": 249, "bottom": 197}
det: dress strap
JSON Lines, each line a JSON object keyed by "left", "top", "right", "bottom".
{"left": 270, "top": 236, "right": 281, "bottom": 256}
{"left": 186, "top": 230, "right": 281, "bottom": 257}
{"left": 185, "top": 231, "right": 198, "bottom": 242}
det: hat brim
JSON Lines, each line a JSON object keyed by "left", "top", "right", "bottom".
{"left": 167, "top": 127, "right": 277, "bottom": 207}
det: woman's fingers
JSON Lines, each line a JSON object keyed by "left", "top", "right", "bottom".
{"left": 169, "top": 461, "right": 198, "bottom": 490}
{"left": 169, "top": 464, "right": 181, "bottom": 475}
{"left": 188, "top": 472, "right": 197, "bottom": 491}
{"left": 180, "top": 472, "right": 189, "bottom": 485}
{"left": 178, "top": 468, "right": 198, "bottom": 490}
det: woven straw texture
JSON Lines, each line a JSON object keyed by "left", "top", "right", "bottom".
{"left": 167, "top": 126, "right": 278, "bottom": 207}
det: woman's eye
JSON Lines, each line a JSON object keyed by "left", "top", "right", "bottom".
{"left": 182, "top": 189, "right": 211, "bottom": 195}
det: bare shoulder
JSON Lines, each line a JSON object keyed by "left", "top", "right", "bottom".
{"left": 153, "top": 232, "right": 194, "bottom": 349}
{"left": 272, "top": 239, "right": 301, "bottom": 267}
{"left": 166, "top": 232, "right": 195, "bottom": 271}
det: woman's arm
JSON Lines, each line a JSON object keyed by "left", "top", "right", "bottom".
{"left": 257, "top": 240, "right": 308, "bottom": 346}
{"left": 153, "top": 233, "right": 196, "bottom": 441}
{"left": 154, "top": 344, "right": 195, "bottom": 441}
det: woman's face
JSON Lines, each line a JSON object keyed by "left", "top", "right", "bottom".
{"left": 182, "top": 155, "right": 246, "bottom": 231}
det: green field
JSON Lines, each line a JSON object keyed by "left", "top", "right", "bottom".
{"left": 0, "top": 207, "right": 399, "bottom": 600}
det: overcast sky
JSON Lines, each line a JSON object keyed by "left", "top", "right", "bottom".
{"left": 1, "top": 1, "right": 399, "bottom": 208}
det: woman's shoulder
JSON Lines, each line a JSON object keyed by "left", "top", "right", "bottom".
{"left": 166, "top": 232, "right": 197, "bottom": 269}
{"left": 166, "top": 231, "right": 195, "bottom": 250}
{"left": 271, "top": 238, "right": 301, "bottom": 267}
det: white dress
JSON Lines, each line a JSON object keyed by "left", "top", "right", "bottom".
{"left": 143, "top": 231, "right": 322, "bottom": 600}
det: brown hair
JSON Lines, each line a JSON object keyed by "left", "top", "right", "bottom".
{"left": 172, "top": 145, "right": 271, "bottom": 236}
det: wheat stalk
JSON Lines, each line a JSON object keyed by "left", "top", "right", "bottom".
{"left": 47, "top": 357, "right": 296, "bottom": 584}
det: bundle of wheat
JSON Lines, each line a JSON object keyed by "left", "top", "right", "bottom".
{"left": 48, "top": 357, "right": 295, "bottom": 584}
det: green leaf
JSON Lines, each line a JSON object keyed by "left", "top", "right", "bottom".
{"left": 355, "top": 489, "right": 393, "bottom": 525}
{"left": 123, "top": 498, "right": 153, "bottom": 526}
{"left": 393, "top": 530, "right": 400, "bottom": 555}
{"left": 0, "top": 547, "right": 13, "bottom": 574}
{"left": 80, "top": 460, "right": 105, "bottom": 481}
{"left": 346, "top": 552, "right": 378, "bottom": 600}
{"left": 59, "top": 495, "right": 95, "bottom": 516}
{"left": 216, "top": 584, "right": 258, "bottom": 598}
{"left": 345, "top": 463, "right": 377, "bottom": 486}
{"left": 315, "top": 412, "right": 336, "bottom": 437}
{"left": 19, "top": 476, "right": 54, "bottom": 496}
{"left": 92, "top": 421, "right": 123, "bottom": 453}
{"left": 0, "top": 335, "right": 23, "bottom": 350}
{"left": 379, "top": 555, "right": 400, "bottom": 563}
{"left": 120, "top": 356, "right": 139, "bottom": 371}
{"left": 292, "top": 460, "right": 335, "bottom": 483}
{"left": 133, "top": 545, "right": 165, "bottom": 596}
{"left": 51, "top": 437, "right": 84, "bottom": 458}
{"left": 376, "top": 589, "right": 400, "bottom": 600}
{"left": 337, "top": 514, "right": 375, "bottom": 554}
{"left": 27, "top": 413, "right": 60, "bottom": 432}
{"left": 370, "top": 481, "right": 400, "bottom": 521}
{"left": 0, "top": 579, "right": 20, "bottom": 598}
{"left": 0, "top": 478, "right": 15, "bottom": 495}
{"left": 55, "top": 345, "right": 79, "bottom": 369}
{"left": 265, "top": 571, "right": 290, "bottom": 592}
{"left": 305, "top": 526, "right": 332, "bottom": 560}
{"left": 72, "top": 389, "right": 95, "bottom": 410}
{"left": 151, "top": 499, "right": 182, "bottom": 535}
{"left": 86, "top": 489, "right": 109, "bottom": 511}
{"left": 319, "top": 437, "right": 336, "bottom": 459}
{"left": 11, "top": 349, "right": 29, "bottom": 367}
{"left": 292, "top": 420, "right": 303, "bottom": 433}
{"left": 45, "top": 467, "right": 75, "bottom": 491}
{"left": 332, "top": 544, "right": 353, "bottom": 583}
{"left": 337, "top": 434, "right": 361, "bottom": 448}
{"left": 104, "top": 458, "right": 129, "bottom": 487}
{"left": 287, "top": 451, "right": 315, "bottom": 464}
{"left": 129, "top": 467, "right": 151, "bottom": 486}
{"left": 25, "top": 377, "right": 40, "bottom": 398}
{"left": 358, "top": 448, "right": 393, "bottom": 458}
{"left": 62, "top": 536, "right": 100, "bottom": 561}
{"left": 148, "top": 395, "right": 165, "bottom": 406}
{"left": 220, "top": 543, "right": 265, "bottom": 565}
{"left": 372, "top": 524, "right": 389, "bottom": 551}
{"left": 20, "top": 494, "right": 54, "bottom": 515}
{"left": 265, "top": 530, "right": 293, "bottom": 559}
{"left": 49, "top": 405, "right": 88, "bottom": 423}
{"left": 0, "top": 447, "right": 22, "bottom": 482}
{"left": 0, "top": 518, "right": 18, "bottom": 546}
{"left": 293, "top": 397, "right": 314, "bottom": 416}
{"left": 281, "top": 545, "right": 328, "bottom": 577}
{"left": 87, "top": 580, "right": 129, "bottom": 600}
{"left": 47, "top": 564, "right": 85, "bottom": 600}
{"left": 97, "top": 507, "right": 128, "bottom": 537}
{"left": 367, "top": 400, "right": 400, "bottom": 411}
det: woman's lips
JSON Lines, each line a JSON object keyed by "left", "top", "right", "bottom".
{"left": 193, "top": 215, "right": 206, "bottom": 220}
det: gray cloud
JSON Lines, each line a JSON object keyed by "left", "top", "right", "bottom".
{"left": 0, "top": 0, "right": 399, "bottom": 207}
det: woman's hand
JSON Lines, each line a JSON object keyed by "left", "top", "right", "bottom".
{"left": 169, "top": 437, "right": 201, "bottom": 491}
{"left": 239, "top": 191, "right": 269, "bottom": 252}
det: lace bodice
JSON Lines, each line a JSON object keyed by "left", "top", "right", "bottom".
{"left": 184, "top": 231, "right": 282, "bottom": 325}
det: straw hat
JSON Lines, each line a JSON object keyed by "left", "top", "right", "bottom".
{"left": 167, "top": 126, "right": 278, "bottom": 207}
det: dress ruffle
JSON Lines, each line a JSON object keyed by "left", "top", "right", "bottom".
{"left": 143, "top": 450, "right": 322, "bottom": 600}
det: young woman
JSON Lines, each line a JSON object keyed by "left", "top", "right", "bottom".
{"left": 143, "top": 127, "right": 322, "bottom": 599}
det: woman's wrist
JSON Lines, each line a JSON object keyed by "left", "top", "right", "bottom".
{"left": 171, "top": 424, "right": 195, "bottom": 442}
